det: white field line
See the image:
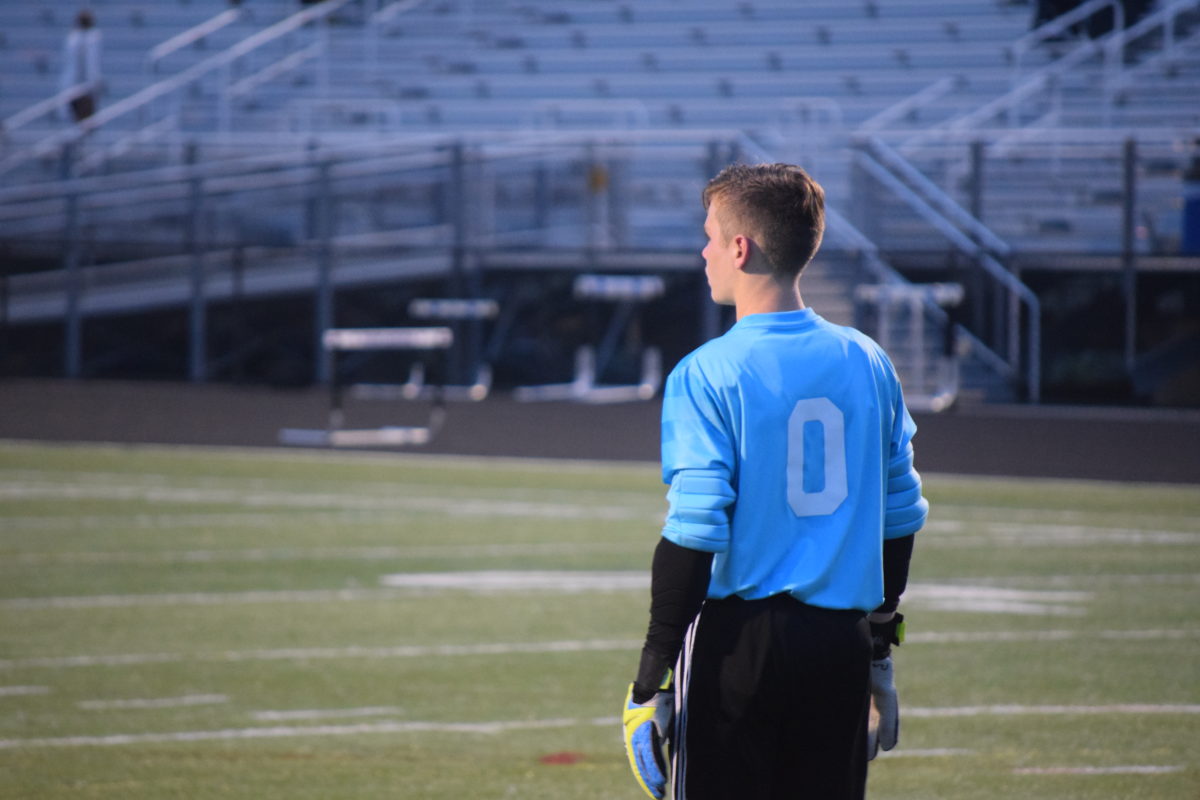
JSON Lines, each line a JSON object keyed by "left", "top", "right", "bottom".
{"left": 0, "top": 468, "right": 660, "bottom": 511}
{"left": 3, "top": 704, "right": 1199, "bottom": 751}
{"left": 3, "top": 526, "right": 1196, "bottom": 592}
{"left": 0, "top": 639, "right": 644, "bottom": 671}
{"left": 878, "top": 748, "right": 972, "bottom": 758}
{"left": 6, "top": 460, "right": 1195, "bottom": 515}
{"left": 379, "top": 570, "right": 650, "bottom": 592}
{"left": 932, "top": 501, "right": 1200, "bottom": 530}
{"left": 1013, "top": 765, "right": 1184, "bottom": 775}
{"left": 0, "top": 440, "right": 661, "bottom": 475}
{"left": 0, "top": 481, "right": 662, "bottom": 523}
{"left": 5, "top": 509, "right": 1194, "bottom": 554}
{"left": 2, "top": 588, "right": 420, "bottom": 610}
{"left": 376, "top": 575, "right": 1096, "bottom": 616}
{"left": 0, "top": 716, "right": 618, "bottom": 750}
{"left": 0, "top": 685, "right": 50, "bottom": 696}
{"left": 3, "top": 629, "right": 1196, "bottom": 672}
{"left": 78, "top": 694, "right": 228, "bottom": 711}
{"left": 251, "top": 706, "right": 404, "bottom": 722}
{"left": 921, "top": 574, "right": 1200, "bottom": 589}
{"left": 0, "top": 467, "right": 655, "bottom": 500}
{"left": 0, "top": 511, "right": 443, "bottom": 533}
{"left": 908, "top": 628, "right": 1200, "bottom": 644}
{"left": 0, "top": 578, "right": 1095, "bottom": 613}
{"left": 1, "top": 581, "right": 647, "bottom": 611}
{"left": 4, "top": 471, "right": 1197, "bottom": 542}
{"left": 922, "top": 519, "right": 1200, "bottom": 546}
{"left": 903, "top": 583, "right": 1090, "bottom": 616}
{"left": 906, "top": 704, "right": 1200, "bottom": 718}
{"left": 6, "top": 542, "right": 637, "bottom": 566}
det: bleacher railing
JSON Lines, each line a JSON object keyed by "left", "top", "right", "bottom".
{"left": 0, "top": 127, "right": 976, "bottom": 404}
{"left": 0, "top": 83, "right": 97, "bottom": 146}
{"left": 1102, "top": 0, "right": 1200, "bottom": 102}
{"left": 845, "top": 0, "right": 1200, "bottom": 400}
{"left": 1010, "top": 0, "right": 1124, "bottom": 83}
{"left": 850, "top": 135, "right": 1041, "bottom": 402}
{"left": 145, "top": 6, "right": 246, "bottom": 75}
{"left": 884, "top": 0, "right": 1199, "bottom": 143}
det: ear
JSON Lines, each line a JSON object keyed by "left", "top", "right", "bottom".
{"left": 731, "top": 234, "right": 753, "bottom": 270}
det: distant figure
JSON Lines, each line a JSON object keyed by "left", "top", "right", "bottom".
{"left": 60, "top": 9, "right": 102, "bottom": 123}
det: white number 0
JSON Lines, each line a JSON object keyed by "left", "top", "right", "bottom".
{"left": 786, "top": 397, "right": 848, "bottom": 517}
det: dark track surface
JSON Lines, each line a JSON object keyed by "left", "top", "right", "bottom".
{"left": 1, "top": 379, "right": 1198, "bottom": 484}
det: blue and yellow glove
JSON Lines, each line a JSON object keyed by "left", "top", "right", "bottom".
{"left": 622, "top": 681, "right": 674, "bottom": 799}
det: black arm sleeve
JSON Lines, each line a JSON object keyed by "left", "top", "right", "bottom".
{"left": 874, "top": 534, "right": 916, "bottom": 615}
{"left": 632, "top": 538, "right": 714, "bottom": 702}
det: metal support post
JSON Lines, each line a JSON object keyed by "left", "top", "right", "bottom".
{"left": 1122, "top": 137, "right": 1138, "bottom": 373}
{"left": 314, "top": 157, "right": 335, "bottom": 384}
{"left": 186, "top": 142, "right": 207, "bottom": 382}
{"left": 967, "top": 139, "right": 985, "bottom": 222}
{"left": 609, "top": 155, "right": 629, "bottom": 248}
{"left": 534, "top": 161, "right": 549, "bottom": 231}
{"left": 447, "top": 141, "right": 467, "bottom": 383}
{"left": 61, "top": 142, "right": 82, "bottom": 379}
{"left": 584, "top": 141, "right": 606, "bottom": 250}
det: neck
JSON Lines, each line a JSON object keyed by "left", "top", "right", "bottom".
{"left": 735, "top": 279, "right": 804, "bottom": 321}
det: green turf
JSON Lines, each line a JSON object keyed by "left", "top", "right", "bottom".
{"left": 1, "top": 440, "right": 1198, "bottom": 798}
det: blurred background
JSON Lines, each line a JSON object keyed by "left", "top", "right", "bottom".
{"left": 0, "top": 0, "right": 1197, "bottom": 473}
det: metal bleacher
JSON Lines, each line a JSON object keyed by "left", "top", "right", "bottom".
{"left": 2, "top": 0, "right": 1198, "bottom": 408}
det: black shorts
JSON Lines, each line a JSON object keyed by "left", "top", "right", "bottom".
{"left": 671, "top": 595, "right": 872, "bottom": 800}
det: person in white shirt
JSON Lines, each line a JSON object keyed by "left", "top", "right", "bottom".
{"left": 60, "top": 9, "right": 103, "bottom": 123}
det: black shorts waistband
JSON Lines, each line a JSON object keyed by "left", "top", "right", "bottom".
{"left": 708, "top": 593, "right": 866, "bottom": 619}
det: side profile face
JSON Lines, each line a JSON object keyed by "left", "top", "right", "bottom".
{"left": 701, "top": 198, "right": 741, "bottom": 306}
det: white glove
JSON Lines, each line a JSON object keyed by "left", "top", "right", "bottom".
{"left": 867, "top": 656, "right": 899, "bottom": 761}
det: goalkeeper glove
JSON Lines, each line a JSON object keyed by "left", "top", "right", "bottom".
{"left": 867, "top": 613, "right": 904, "bottom": 761}
{"left": 622, "top": 682, "right": 673, "bottom": 799}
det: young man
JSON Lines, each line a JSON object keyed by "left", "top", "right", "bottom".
{"left": 622, "top": 163, "right": 927, "bottom": 799}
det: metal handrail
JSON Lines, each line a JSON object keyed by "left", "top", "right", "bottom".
{"left": 1102, "top": 0, "right": 1200, "bottom": 90}
{"left": 853, "top": 148, "right": 1041, "bottom": 400}
{"left": 0, "top": 83, "right": 96, "bottom": 143}
{"left": 0, "top": 146, "right": 463, "bottom": 229}
{"left": 894, "top": 0, "right": 1199, "bottom": 147}
{"left": 1104, "top": 0, "right": 1199, "bottom": 60}
{"left": 229, "top": 42, "right": 324, "bottom": 99}
{"left": 0, "top": 128, "right": 731, "bottom": 228}
{"left": 77, "top": 114, "right": 181, "bottom": 176}
{"left": 862, "top": 136, "right": 1011, "bottom": 258}
{"left": 1109, "top": 25, "right": 1200, "bottom": 92}
{"left": 857, "top": 75, "right": 965, "bottom": 134}
{"left": 1011, "top": 0, "right": 1124, "bottom": 80}
{"left": 146, "top": 6, "right": 245, "bottom": 73}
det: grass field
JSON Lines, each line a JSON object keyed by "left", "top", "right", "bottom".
{"left": 1, "top": 439, "right": 1197, "bottom": 799}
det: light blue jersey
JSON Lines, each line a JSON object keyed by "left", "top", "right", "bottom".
{"left": 660, "top": 308, "right": 928, "bottom": 612}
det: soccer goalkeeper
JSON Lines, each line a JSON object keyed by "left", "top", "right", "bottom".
{"left": 622, "top": 163, "right": 927, "bottom": 799}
